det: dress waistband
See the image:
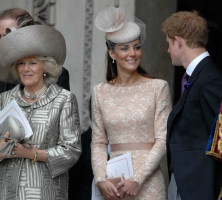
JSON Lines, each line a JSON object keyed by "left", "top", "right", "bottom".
{"left": 110, "top": 142, "right": 154, "bottom": 152}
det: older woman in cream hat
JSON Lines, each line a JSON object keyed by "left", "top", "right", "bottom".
{"left": 0, "top": 25, "right": 81, "bottom": 200}
{"left": 91, "top": 6, "right": 172, "bottom": 200}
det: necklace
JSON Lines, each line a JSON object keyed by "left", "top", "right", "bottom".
{"left": 24, "top": 84, "right": 47, "bottom": 100}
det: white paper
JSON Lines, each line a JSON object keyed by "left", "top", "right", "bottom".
{"left": 91, "top": 153, "right": 134, "bottom": 200}
{"left": 91, "top": 179, "right": 103, "bottom": 200}
{"left": 0, "top": 100, "right": 33, "bottom": 138}
{"left": 106, "top": 153, "right": 134, "bottom": 179}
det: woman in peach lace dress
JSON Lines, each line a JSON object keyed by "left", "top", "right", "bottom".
{"left": 91, "top": 6, "right": 172, "bottom": 200}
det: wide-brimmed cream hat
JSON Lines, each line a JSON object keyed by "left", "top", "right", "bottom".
{"left": 0, "top": 25, "right": 66, "bottom": 83}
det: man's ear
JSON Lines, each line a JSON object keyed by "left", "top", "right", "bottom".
{"left": 108, "top": 49, "right": 115, "bottom": 60}
{"left": 174, "top": 36, "right": 184, "bottom": 48}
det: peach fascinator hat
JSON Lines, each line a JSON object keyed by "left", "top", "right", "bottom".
{"left": 95, "top": 6, "right": 146, "bottom": 49}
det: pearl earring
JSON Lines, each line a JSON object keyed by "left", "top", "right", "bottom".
{"left": 43, "top": 73, "right": 47, "bottom": 77}
{"left": 112, "top": 59, "right": 115, "bottom": 63}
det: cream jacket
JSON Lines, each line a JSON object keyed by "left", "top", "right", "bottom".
{"left": 0, "top": 84, "right": 81, "bottom": 200}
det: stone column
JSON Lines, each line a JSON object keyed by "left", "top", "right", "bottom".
{"left": 135, "top": 0, "right": 176, "bottom": 191}
{"left": 135, "top": 0, "right": 176, "bottom": 98}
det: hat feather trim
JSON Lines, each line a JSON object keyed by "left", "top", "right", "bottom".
{"left": 95, "top": 6, "right": 126, "bottom": 33}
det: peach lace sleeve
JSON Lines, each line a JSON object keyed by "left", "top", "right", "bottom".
{"left": 130, "top": 82, "right": 172, "bottom": 185}
{"left": 91, "top": 86, "right": 109, "bottom": 184}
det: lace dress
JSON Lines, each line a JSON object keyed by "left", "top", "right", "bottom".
{"left": 91, "top": 79, "right": 172, "bottom": 200}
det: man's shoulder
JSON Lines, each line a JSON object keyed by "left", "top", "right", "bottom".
{"left": 196, "top": 57, "right": 222, "bottom": 78}
{"left": 0, "top": 81, "right": 6, "bottom": 93}
{"left": 201, "top": 60, "right": 222, "bottom": 77}
{"left": 0, "top": 82, "right": 16, "bottom": 93}
{"left": 57, "top": 67, "right": 70, "bottom": 90}
{"left": 61, "top": 67, "right": 69, "bottom": 74}
{"left": 195, "top": 60, "right": 222, "bottom": 90}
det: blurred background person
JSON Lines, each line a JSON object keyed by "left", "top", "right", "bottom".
{"left": 69, "top": 97, "right": 94, "bottom": 200}
{"left": 0, "top": 8, "right": 70, "bottom": 93}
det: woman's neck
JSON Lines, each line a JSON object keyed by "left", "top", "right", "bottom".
{"left": 115, "top": 71, "right": 144, "bottom": 86}
{"left": 24, "top": 83, "right": 45, "bottom": 94}
{"left": 23, "top": 82, "right": 47, "bottom": 103}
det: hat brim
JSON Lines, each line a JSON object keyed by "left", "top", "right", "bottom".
{"left": 0, "top": 25, "right": 66, "bottom": 68}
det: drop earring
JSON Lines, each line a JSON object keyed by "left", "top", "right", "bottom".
{"left": 112, "top": 59, "right": 115, "bottom": 63}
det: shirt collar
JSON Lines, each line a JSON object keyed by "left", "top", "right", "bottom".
{"left": 186, "top": 51, "right": 210, "bottom": 76}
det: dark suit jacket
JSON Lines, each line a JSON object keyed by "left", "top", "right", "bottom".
{"left": 0, "top": 67, "right": 70, "bottom": 93}
{"left": 167, "top": 56, "right": 222, "bottom": 200}
{"left": 0, "top": 82, "right": 16, "bottom": 93}
{"left": 57, "top": 67, "right": 70, "bottom": 91}
{"left": 69, "top": 127, "right": 94, "bottom": 200}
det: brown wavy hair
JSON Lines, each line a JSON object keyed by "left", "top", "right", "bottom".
{"left": 161, "top": 10, "right": 208, "bottom": 48}
{"left": 106, "top": 41, "right": 153, "bottom": 82}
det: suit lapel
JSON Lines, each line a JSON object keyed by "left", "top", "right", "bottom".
{"left": 168, "top": 56, "right": 212, "bottom": 133}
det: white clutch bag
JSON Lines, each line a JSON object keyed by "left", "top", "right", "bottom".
{"left": 0, "top": 116, "right": 29, "bottom": 157}
{"left": 1, "top": 116, "right": 25, "bottom": 140}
